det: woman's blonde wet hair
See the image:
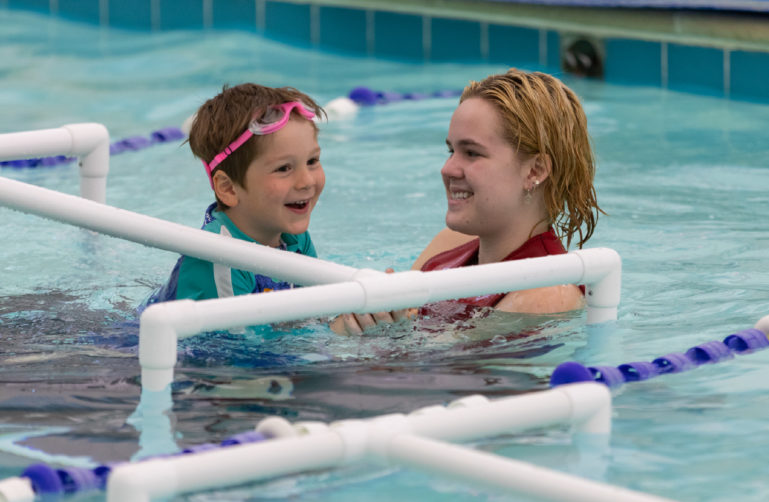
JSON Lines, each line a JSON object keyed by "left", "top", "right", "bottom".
{"left": 460, "top": 68, "right": 602, "bottom": 249}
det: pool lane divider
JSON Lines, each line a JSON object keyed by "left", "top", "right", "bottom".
{"left": 3, "top": 431, "right": 269, "bottom": 499}
{"left": 347, "top": 86, "right": 461, "bottom": 106}
{"left": 550, "top": 328, "right": 769, "bottom": 389}
{"left": 0, "top": 126, "right": 185, "bottom": 169}
{"left": 0, "top": 86, "right": 457, "bottom": 168}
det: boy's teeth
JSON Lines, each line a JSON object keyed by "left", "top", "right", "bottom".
{"left": 451, "top": 191, "right": 471, "bottom": 200}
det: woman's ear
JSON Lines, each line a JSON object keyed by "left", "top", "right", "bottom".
{"left": 527, "top": 154, "right": 552, "bottom": 186}
{"left": 212, "top": 171, "right": 239, "bottom": 208}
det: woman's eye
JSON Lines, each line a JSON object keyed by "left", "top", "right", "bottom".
{"left": 308, "top": 157, "right": 320, "bottom": 166}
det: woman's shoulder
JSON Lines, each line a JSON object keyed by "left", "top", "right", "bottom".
{"left": 411, "top": 228, "right": 477, "bottom": 271}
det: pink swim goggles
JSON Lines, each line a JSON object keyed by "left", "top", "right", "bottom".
{"left": 202, "top": 101, "right": 316, "bottom": 187}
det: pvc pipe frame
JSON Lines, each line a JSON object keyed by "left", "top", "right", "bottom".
{"left": 106, "top": 384, "right": 671, "bottom": 502}
{"left": 0, "top": 176, "right": 360, "bottom": 287}
{"left": 0, "top": 124, "right": 110, "bottom": 203}
{"left": 140, "top": 247, "right": 621, "bottom": 391}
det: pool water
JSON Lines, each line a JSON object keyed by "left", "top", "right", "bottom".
{"left": 1, "top": 8, "right": 769, "bottom": 502}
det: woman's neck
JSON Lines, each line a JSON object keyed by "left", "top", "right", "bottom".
{"left": 477, "top": 219, "right": 549, "bottom": 265}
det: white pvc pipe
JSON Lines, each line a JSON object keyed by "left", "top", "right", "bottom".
{"left": 106, "top": 384, "right": 635, "bottom": 502}
{"left": 139, "top": 249, "right": 621, "bottom": 391}
{"left": 386, "top": 434, "right": 673, "bottom": 502}
{"left": 106, "top": 433, "right": 347, "bottom": 502}
{"left": 0, "top": 477, "right": 34, "bottom": 502}
{"left": 404, "top": 383, "right": 611, "bottom": 439}
{"left": 0, "top": 176, "right": 360, "bottom": 287}
{"left": 755, "top": 315, "right": 769, "bottom": 336}
{"left": 0, "top": 124, "right": 110, "bottom": 202}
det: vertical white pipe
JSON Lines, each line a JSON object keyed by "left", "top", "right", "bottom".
{"left": 0, "top": 123, "right": 109, "bottom": 203}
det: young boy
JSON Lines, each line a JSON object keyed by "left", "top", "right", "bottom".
{"left": 153, "top": 83, "right": 326, "bottom": 302}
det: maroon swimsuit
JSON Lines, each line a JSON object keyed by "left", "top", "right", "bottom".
{"left": 420, "top": 228, "right": 571, "bottom": 309}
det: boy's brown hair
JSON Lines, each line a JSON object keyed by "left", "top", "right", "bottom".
{"left": 189, "top": 83, "right": 325, "bottom": 209}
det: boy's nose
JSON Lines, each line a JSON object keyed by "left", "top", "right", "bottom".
{"left": 295, "top": 166, "right": 315, "bottom": 189}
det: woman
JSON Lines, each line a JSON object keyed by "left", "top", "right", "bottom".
{"left": 335, "top": 68, "right": 602, "bottom": 334}
{"left": 413, "top": 68, "right": 601, "bottom": 314}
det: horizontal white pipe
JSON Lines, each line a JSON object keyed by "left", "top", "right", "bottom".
{"left": 405, "top": 383, "right": 611, "bottom": 440}
{"left": 139, "top": 249, "right": 620, "bottom": 390}
{"left": 0, "top": 124, "right": 110, "bottom": 202}
{"left": 108, "top": 384, "right": 612, "bottom": 502}
{"left": 107, "top": 433, "right": 347, "bottom": 502}
{"left": 386, "top": 434, "right": 673, "bottom": 502}
{"left": 0, "top": 477, "right": 34, "bottom": 502}
{"left": 0, "top": 176, "right": 360, "bottom": 286}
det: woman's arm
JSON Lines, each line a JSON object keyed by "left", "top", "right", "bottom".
{"left": 495, "top": 284, "right": 585, "bottom": 314}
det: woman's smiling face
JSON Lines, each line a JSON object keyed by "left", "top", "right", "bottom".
{"left": 441, "top": 97, "right": 532, "bottom": 239}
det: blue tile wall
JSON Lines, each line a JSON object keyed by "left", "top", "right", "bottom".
{"left": 7, "top": 0, "right": 48, "bottom": 13}
{"left": 108, "top": 0, "right": 152, "bottom": 30}
{"left": 213, "top": 0, "right": 256, "bottom": 30}
{"left": 319, "top": 6, "right": 366, "bottom": 54}
{"left": 160, "top": 0, "right": 204, "bottom": 30}
{"left": 546, "top": 30, "right": 560, "bottom": 68}
{"left": 373, "top": 11, "right": 423, "bottom": 61}
{"left": 58, "top": 0, "right": 99, "bottom": 24}
{"left": 264, "top": 1, "right": 312, "bottom": 47}
{"left": 431, "top": 17, "right": 482, "bottom": 61}
{"left": 730, "top": 49, "right": 769, "bottom": 102}
{"left": 668, "top": 43, "right": 724, "bottom": 96}
{"left": 4, "top": 0, "right": 769, "bottom": 102}
{"left": 604, "top": 38, "right": 661, "bottom": 85}
{"left": 488, "top": 23, "right": 539, "bottom": 67}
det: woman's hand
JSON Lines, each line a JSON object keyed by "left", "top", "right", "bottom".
{"left": 329, "top": 268, "right": 417, "bottom": 335}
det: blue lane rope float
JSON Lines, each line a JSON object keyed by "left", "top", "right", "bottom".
{"left": 348, "top": 86, "right": 461, "bottom": 106}
{"left": 0, "top": 126, "right": 186, "bottom": 169}
{"left": 17, "top": 429, "right": 267, "bottom": 497}
{"left": 550, "top": 328, "right": 769, "bottom": 389}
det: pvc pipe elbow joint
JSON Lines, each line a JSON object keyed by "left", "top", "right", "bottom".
{"left": 139, "top": 300, "right": 202, "bottom": 391}
{"left": 553, "top": 382, "right": 611, "bottom": 435}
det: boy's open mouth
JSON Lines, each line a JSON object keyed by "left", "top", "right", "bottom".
{"left": 286, "top": 200, "right": 309, "bottom": 210}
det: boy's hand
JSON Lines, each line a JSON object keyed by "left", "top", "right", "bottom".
{"left": 329, "top": 268, "right": 417, "bottom": 335}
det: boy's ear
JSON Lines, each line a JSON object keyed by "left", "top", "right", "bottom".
{"left": 212, "top": 171, "right": 239, "bottom": 207}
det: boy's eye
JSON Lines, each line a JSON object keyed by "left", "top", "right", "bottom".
{"left": 275, "top": 164, "right": 291, "bottom": 173}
